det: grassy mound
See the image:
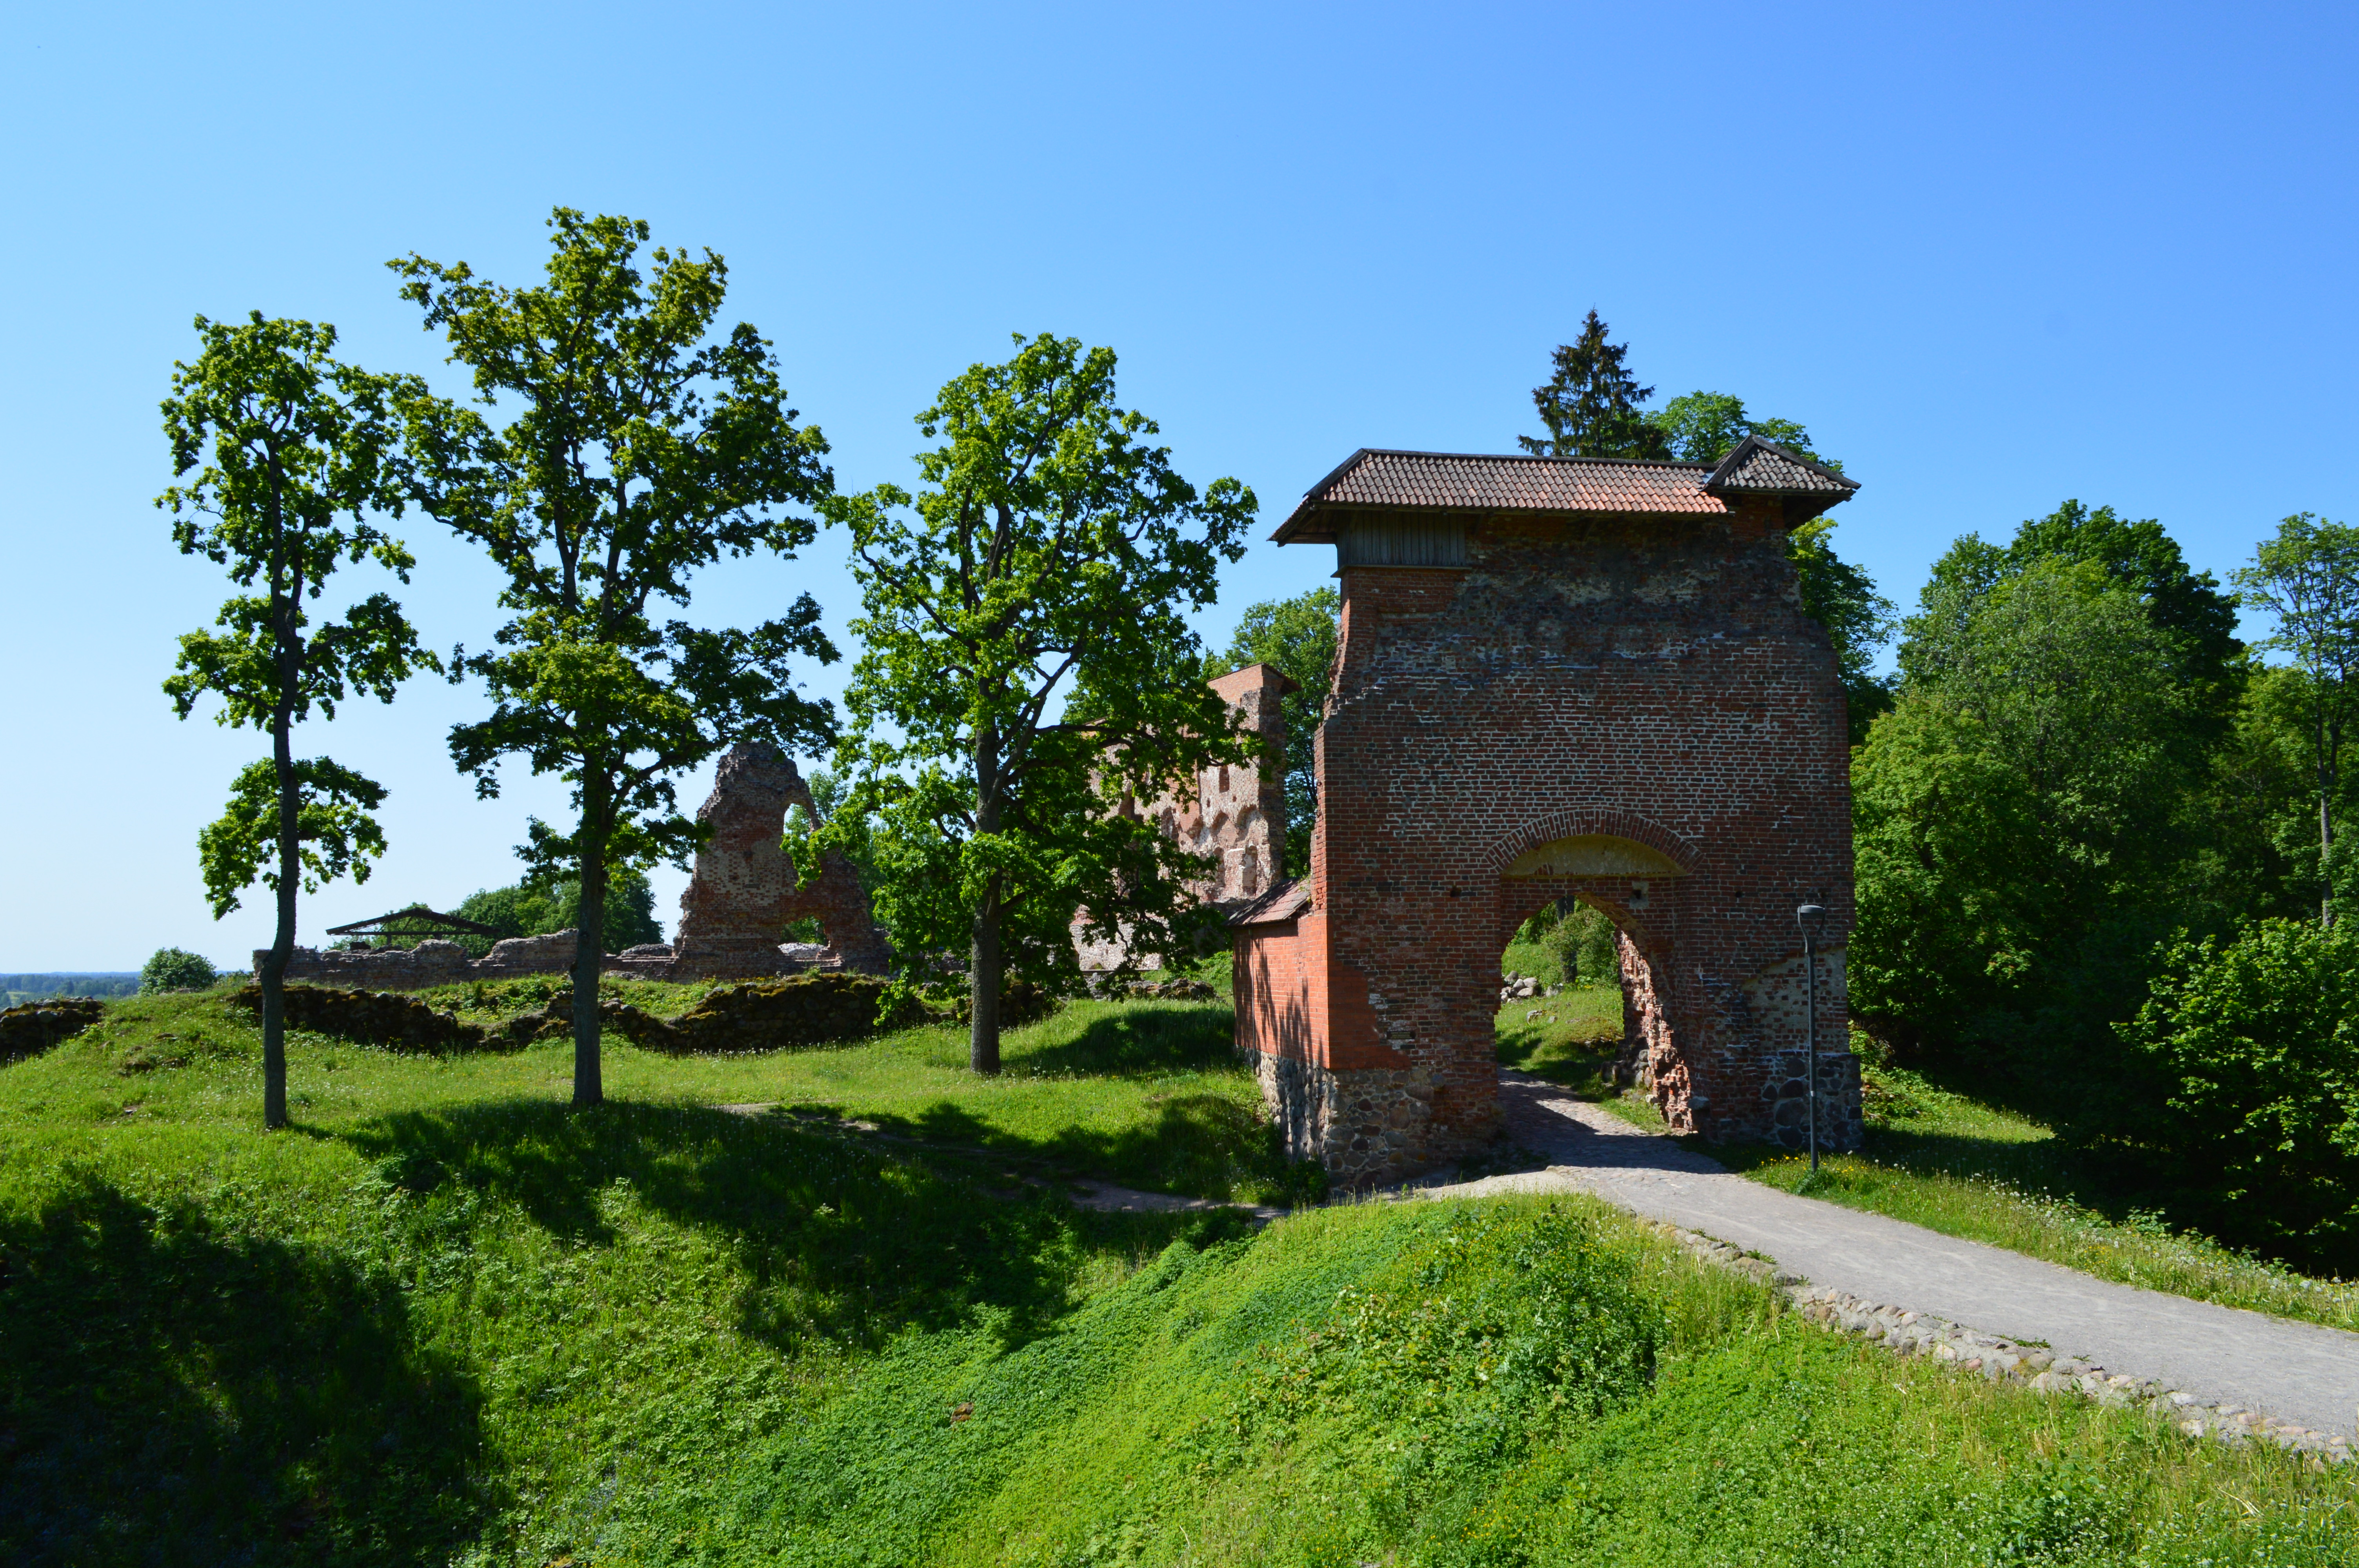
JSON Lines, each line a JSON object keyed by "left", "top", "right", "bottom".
{"left": 2, "top": 990, "right": 2352, "bottom": 1564}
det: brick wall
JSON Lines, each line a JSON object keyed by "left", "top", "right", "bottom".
{"left": 1237, "top": 493, "right": 1861, "bottom": 1181}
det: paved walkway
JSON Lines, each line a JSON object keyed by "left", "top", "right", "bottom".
{"left": 1416, "top": 1072, "right": 2359, "bottom": 1441}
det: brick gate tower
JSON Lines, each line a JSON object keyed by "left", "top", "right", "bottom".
{"left": 1231, "top": 438, "right": 1866, "bottom": 1183}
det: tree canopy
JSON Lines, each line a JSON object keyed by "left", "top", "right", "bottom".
{"left": 395, "top": 208, "right": 838, "bottom": 1107}
{"left": 827, "top": 333, "right": 1256, "bottom": 1072}
{"left": 452, "top": 871, "right": 663, "bottom": 957}
{"left": 1517, "top": 311, "right": 1670, "bottom": 460}
{"left": 2235, "top": 513, "right": 2359, "bottom": 923}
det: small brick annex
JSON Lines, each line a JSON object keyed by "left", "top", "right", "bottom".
{"left": 1232, "top": 437, "right": 1866, "bottom": 1183}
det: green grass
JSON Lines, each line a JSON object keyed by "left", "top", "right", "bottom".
{"left": 12, "top": 981, "right": 1305, "bottom": 1205}
{"left": 1492, "top": 984, "right": 1622, "bottom": 1091}
{"left": 1486, "top": 992, "right": 2359, "bottom": 1335}
{"left": 1711, "top": 1063, "right": 2359, "bottom": 1335}
{"left": 6, "top": 989, "right": 2356, "bottom": 1564}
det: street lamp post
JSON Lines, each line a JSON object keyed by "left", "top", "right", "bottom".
{"left": 1796, "top": 904, "right": 1827, "bottom": 1176}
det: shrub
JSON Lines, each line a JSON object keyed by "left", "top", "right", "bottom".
{"left": 140, "top": 947, "right": 218, "bottom": 993}
{"left": 2118, "top": 917, "right": 2359, "bottom": 1268}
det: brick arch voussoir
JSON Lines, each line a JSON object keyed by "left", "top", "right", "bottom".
{"left": 1479, "top": 808, "right": 1697, "bottom": 879}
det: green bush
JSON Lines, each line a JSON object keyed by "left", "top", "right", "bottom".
{"left": 140, "top": 947, "right": 218, "bottom": 993}
{"left": 2118, "top": 917, "right": 2359, "bottom": 1268}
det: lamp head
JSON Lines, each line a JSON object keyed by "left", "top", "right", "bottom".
{"left": 1796, "top": 903, "right": 1827, "bottom": 936}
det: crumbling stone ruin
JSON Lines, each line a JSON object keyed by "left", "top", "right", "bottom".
{"left": 273, "top": 929, "right": 600, "bottom": 991}
{"left": 269, "top": 746, "right": 890, "bottom": 992}
{"left": 1232, "top": 439, "right": 1865, "bottom": 1183}
{"left": 1074, "top": 663, "right": 1295, "bottom": 975}
{"left": 655, "top": 742, "right": 891, "bottom": 980}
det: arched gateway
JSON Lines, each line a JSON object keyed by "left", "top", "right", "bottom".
{"left": 1231, "top": 439, "right": 1866, "bottom": 1183}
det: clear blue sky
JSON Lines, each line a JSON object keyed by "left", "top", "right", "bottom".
{"left": 5, "top": 1, "right": 2352, "bottom": 970}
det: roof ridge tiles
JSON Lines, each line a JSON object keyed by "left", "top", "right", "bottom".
{"left": 1271, "top": 441, "right": 1857, "bottom": 543}
{"left": 1352, "top": 446, "right": 1714, "bottom": 470}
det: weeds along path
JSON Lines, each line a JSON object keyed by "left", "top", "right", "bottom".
{"left": 1423, "top": 1071, "right": 2359, "bottom": 1443}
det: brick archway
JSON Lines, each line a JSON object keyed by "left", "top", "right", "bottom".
{"left": 1232, "top": 440, "right": 1866, "bottom": 1183}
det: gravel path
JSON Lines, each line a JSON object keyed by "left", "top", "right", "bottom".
{"left": 1416, "top": 1071, "right": 2359, "bottom": 1442}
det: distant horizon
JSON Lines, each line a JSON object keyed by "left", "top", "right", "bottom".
{"left": 4, "top": 970, "right": 141, "bottom": 979}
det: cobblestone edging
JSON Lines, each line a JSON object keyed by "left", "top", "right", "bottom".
{"left": 1659, "top": 1224, "right": 2354, "bottom": 1464}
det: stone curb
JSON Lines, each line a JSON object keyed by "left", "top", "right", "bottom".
{"left": 1658, "top": 1222, "right": 2354, "bottom": 1464}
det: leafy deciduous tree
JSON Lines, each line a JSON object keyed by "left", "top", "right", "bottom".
{"left": 160, "top": 312, "right": 434, "bottom": 1128}
{"left": 1855, "top": 559, "right": 2196, "bottom": 1069}
{"left": 451, "top": 870, "right": 662, "bottom": 957}
{"left": 2122, "top": 918, "right": 2359, "bottom": 1268}
{"left": 198, "top": 758, "right": 388, "bottom": 919}
{"left": 140, "top": 947, "right": 220, "bottom": 994}
{"left": 828, "top": 333, "right": 1256, "bottom": 1073}
{"left": 1647, "top": 390, "right": 1826, "bottom": 468}
{"left": 2234, "top": 513, "right": 2359, "bottom": 924}
{"left": 394, "top": 208, "right": 838, "bottom": 1107}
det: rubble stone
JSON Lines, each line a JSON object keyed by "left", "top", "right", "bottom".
{"left": 234, "top": 984, "right": 494, "bottom": 1054}
{"left": 0, "top": 997, "right": 105, "bottom": 1064}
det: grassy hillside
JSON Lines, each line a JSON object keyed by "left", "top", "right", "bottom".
{"left": 1, "top": 988, "right": 2352, "bottom": 1564}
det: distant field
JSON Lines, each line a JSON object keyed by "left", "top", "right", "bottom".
{"left": 2, "top": 973, "right": 140, "bottom": 1005}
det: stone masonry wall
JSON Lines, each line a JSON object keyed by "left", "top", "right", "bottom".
{"left": 663, "top": 743, "right": 890, "bottom": 980}
{"left": 272, "top": 932, "right": 611, "bottom": 991}
{"left": 1076, "top": 664, "right": 1294, "bottom": 973}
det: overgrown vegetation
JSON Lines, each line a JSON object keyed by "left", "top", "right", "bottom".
{"left": 5, "top": 992, "right": 2350, "bottom": 1566}
{"left": 1848, "top": 498, "right": 2359, "bottom": 1275}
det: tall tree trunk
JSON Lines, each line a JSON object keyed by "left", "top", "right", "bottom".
{"left": 573, "top": 786, "right": 610, "bottom": 1109}
{"left": 970, "top": 876, "right": 1003, "bottom": 1075}
{"left": 262, "top": 701, "right": 298, "bottom": 1129}
{"left": 2323, "top": 693, "right": 2339, "bottom": 928}
{"left": 2322, "top": 787, "right": 2335, "bottom": 928}
{"left": 261, "top": 459, "right": 297, "bottom": 1132}
{"left": 970, "top": 722, "right": 1002, "bottom": 1074}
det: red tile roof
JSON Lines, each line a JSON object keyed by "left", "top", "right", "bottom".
{"left": 1272, "top": 437, "right": 1856, "bottom": 543}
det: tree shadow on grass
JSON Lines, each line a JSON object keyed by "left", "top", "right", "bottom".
{"left": 341, "top": 1100, "right": 1195, "bottom": 1356}
{"left": 870, "top": 1092, "right": 1325, "bottom": 1206}
{"left": 1009, "top": 1004, "right": 1238, "bottom": 1078}
{"left": 1707, "top": 1118, "right": 2132, "bottom": 1214}
{"left": 0, "top": 1177, "right": 487, "bottom": 1568}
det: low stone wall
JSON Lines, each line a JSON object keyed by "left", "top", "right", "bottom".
{"left": 234, "top": 984, "right": 496, "bottom": 1054}
{"left": 263, "top": 932, "right": 869, "bottom": 992}
{"left": 266, "top": 934, "right": 599, "bottom": 991}
{"left": 0, "top": 997, "right": 104, "bottom": 1064}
